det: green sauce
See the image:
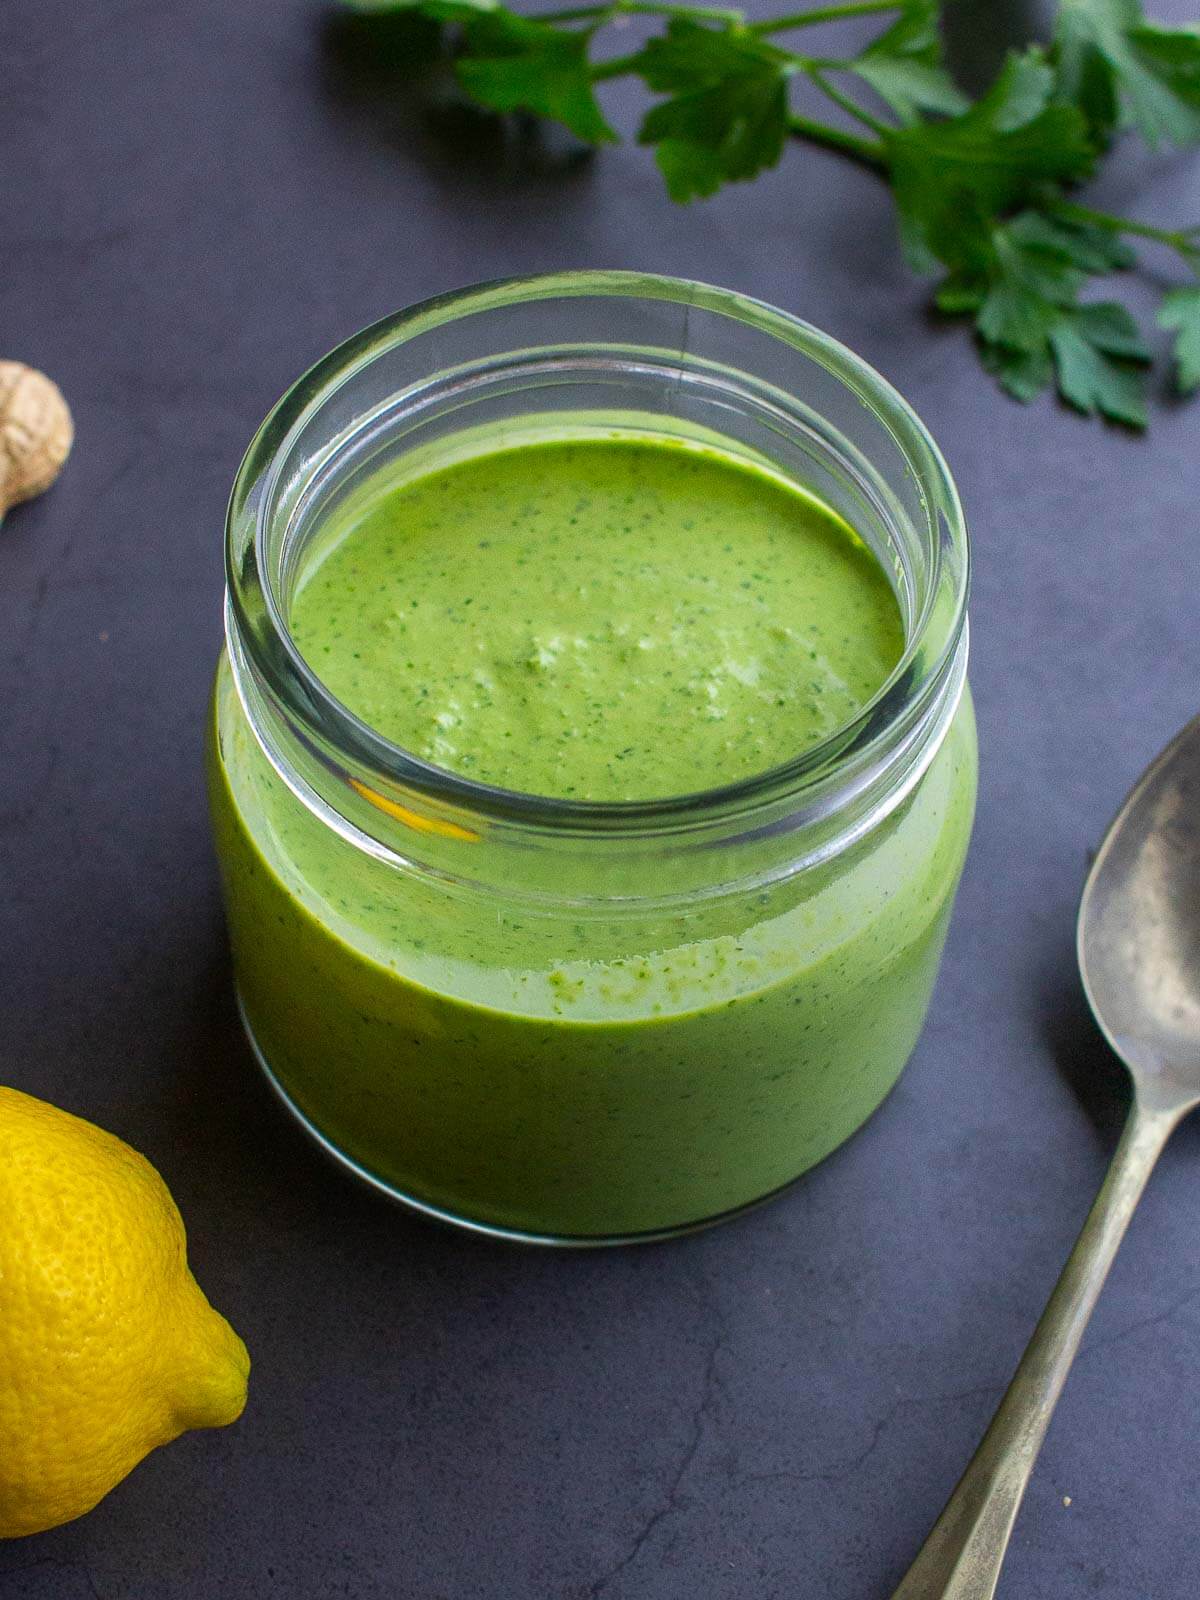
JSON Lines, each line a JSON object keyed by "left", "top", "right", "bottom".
{"left": 290, "top": 438, "right": 904, "bottom": 801}
{"left": 209, "top": 429, "right": 976, "bottom": 1239}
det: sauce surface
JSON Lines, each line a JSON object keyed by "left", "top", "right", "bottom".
{"left": 290, "top": 438, "right": 904, "bottom": 801}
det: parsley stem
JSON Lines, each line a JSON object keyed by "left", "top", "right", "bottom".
{"left": 805, "top": 66, "right": 891, "bottom": 135}
{"left": 540, "top": 1, "right": 744, "bottom": 21}
{"left": 590, "top": 51, "right": 644, "bottom": 80}
{"left": 1049, "top": 200, "right": 1200, "bottom": 262}
{"left": 535, "top": 4, "right": 607, "bottom": 18}
{"left": 787, "top": 113, "right": 886, "bottom": 168}
{"left": 620, "top": 0, "right": 745, "bottom": 17}
{"left": 752, "top": 1, "right": 901, "bottom": 34}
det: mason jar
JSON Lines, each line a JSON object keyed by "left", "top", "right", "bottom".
{"left": 207, "top": 271, "right": 976, "bottom": 1245}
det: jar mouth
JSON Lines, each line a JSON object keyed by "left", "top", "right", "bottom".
{"left": 226, "top": 271, "right": 968, "bottom": 839}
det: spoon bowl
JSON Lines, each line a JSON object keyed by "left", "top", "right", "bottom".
{"left": 1079, "top": 711, "right": 1200, "bottom": 1107}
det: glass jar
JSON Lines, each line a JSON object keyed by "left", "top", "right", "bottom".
{"left": 208, "top": 272, "right": 976, "bottom": 1245}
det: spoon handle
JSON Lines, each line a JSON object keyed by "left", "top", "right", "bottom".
{"left": 888, "top": 1096, "right": 1178, "bottom": 1600}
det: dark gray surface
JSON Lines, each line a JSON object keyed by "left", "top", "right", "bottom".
{"left": 2, "top": 2, "right": 1198, "bottom": 1595}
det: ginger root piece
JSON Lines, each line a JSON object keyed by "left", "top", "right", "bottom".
{"left": 0, "top": 362, "right": 73, "bottom": 519}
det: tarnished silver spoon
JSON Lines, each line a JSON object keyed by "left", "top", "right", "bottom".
{"left": 890, "top": 712, "right": 1200, "bottom": 1600}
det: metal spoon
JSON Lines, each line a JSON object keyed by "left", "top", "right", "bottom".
{"left": 889, "top": 712, "right": 1200, "bottom": 1600}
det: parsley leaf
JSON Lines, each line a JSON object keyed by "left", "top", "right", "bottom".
{"left": 1049, "top": 301, "right": 1151, "bottom": 424}
{"left": 848, "top": 1, "right": 969, "bottom": 124}
{"left": 633, "top": 21, "right": 793, "bottom": 201}
{"left": 455, "top": 13, "right": 617, "bottom": 144}
{"left": 1158, "top": 284, "right": 1200, "bottom": 392}
{"left": 343, "top": 0, "right": 616, "bottom": 144}
{"left": 979, "top": 340, "right": 1055, "bottom": 403}
{"left": 976, "top": 217, "right": 1086, "bottom": 349}
{"left": 934, "top": 209, "right": 1147, "bottom": 418}
{"left": 886, "top": 50, "right": 1096, "bottom": 270}
{"left": 369, "top": 0, "right": 1200, "bottom": 426}
{"left": 980, "top": 303, "right": 1151, "bottom": 425}
{"left": 1054, "top": 0, "right": 1200, "bottom": 147}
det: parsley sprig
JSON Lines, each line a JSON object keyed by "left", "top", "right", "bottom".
{"left": 346, "top": 0, "right": 1200, "bottom": 425}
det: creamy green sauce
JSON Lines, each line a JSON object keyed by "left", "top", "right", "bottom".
{"left": 210, "top": 429, "right": 976, "bottom": 1239}
{"left": 290, "top": 439, "right": 903, "bottom": 801}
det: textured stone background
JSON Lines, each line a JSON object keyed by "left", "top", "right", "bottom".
{"left": 2, "top": 1, "right": 1198, "bottom": 1595}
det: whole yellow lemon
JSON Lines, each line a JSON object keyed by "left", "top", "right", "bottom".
{"left": 0, "top": 1086, "right": 250, "bottom": 1538}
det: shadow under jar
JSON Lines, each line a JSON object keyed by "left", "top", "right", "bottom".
{"left": 207, "top": 272, "right": 976, "bottom": 1245}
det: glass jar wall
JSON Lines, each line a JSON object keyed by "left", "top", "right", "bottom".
{"left": 208, "top": 273, "right": 976, "bottom": 1244}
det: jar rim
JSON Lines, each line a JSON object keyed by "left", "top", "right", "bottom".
{"left": 226, "top": 270, "right": 968, "bottom": 840}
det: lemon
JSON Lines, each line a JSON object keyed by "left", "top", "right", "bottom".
{"left": 0, "top": 1086, "right": 250, "bottom": 1538}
